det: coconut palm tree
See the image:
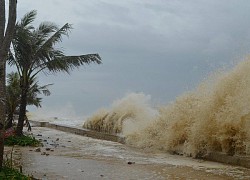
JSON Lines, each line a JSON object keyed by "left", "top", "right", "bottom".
{"left": 5, "top": 72, "right": 21, "bottom": 129}
{"left": 8, "top": 10, "right": 102, "bottom": 135}
{"left": 5, "top": 72, "right": 52, "bottom": 129}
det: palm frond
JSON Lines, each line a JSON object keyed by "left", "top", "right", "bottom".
{"left": 7, "top": 72, "right": 20, "bottom": 85}
{"left": 46, "top": 53, "right": 102, "bottom": 73}
{"left": 35, "top": 23, "right": 72, "bottom": 59}
{"left": 26, "top": 97, "right": 42, "bottom": 108}
{"left": 39, "top": 84, "right": 53, "bottom": 95}
{"left": 41, "top": 89, "right": 51, "bottom": 96}
{"left": 36, "top": 22, "right": 58, "bottom": 37}
{"left": 33, "top": 22, "right": 58, "bottom": 47}
{"left": 19, "top": 10, "right": 36, "bottom": 28}
{"left": 7, "top": 50, "right": 16, "bottom": 66}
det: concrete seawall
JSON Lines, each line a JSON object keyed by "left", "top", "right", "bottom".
{"left": 204, "top": 152, "right": 250, "bottom": 168}
{"left": 29, "top": 120, "right": 125, "bottom": 144}
{"left": 29, "top": 120, "right": 250, "bottom": 169}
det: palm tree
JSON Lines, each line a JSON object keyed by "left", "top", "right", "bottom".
{"left": 8, "top": 10, "right": 102, "bottom": 135}
{"left": 0, "top": 0, "right": 17, "bottom": 168}
{"left": 5, "top": 72, "right": 52, "bottom": 129}
{"left": 5, "top": 72, "right": 21, "bottom": 129}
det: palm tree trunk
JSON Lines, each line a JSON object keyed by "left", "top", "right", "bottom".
{"left": 0, "top": 0, "right": 17, "bottom": 169}
{"left": 0, "top": 0, "right": 6, "bottom": 170}
{"left": 0, "top": 58, "right": 6, "bottom": 170}
{"left": 16, "top": 87, "right": 28, "bottom": 136}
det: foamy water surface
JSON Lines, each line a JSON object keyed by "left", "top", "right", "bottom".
{"left": 28, "top": 112, "right": 86, "bottom": 127}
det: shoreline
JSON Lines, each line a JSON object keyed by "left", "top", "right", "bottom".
{"left": 19, "top": 126, "right": 250, "bottom": 179}
{"left": 29, "top": 120, "right": 250, "bottom": 169}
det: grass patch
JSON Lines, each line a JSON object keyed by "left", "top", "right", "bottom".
{"left": 0, "top": 167, "right": 31, "bottom": 179}
{"left": 5, "top": 135, "right": 40, "bottom": 146}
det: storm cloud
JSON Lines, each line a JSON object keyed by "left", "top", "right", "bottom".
{"left": 15, "top": 0, "right": 250, "bottom": 116}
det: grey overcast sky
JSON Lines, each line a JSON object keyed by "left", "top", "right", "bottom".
{"left": 14, "top": 0, "right": 250, "bottom": 117}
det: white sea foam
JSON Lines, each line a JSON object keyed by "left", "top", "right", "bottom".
{"left": 29, "top": 103, "right": 86, "bottom": 127}
{"left": 83, "top": 92, "right": 158, "bottom": 135}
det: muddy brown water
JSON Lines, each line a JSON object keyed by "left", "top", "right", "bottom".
{"left": 7, "top": 127, "right": 250, "bottom": 180}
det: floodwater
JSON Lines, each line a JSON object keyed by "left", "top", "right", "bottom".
{"left": 16, "top": 127, "right": 250, "bottom": 179}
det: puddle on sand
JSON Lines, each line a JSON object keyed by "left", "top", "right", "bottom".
{"left": 19, "top": 127, "right": 250, "bottom": 179}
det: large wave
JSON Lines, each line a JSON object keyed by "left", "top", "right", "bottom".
{"left": 83, "top": 93, "right": 158, "bottom": 135}
{"left": 84, "top": 58, "right": 250, "bottom": 157}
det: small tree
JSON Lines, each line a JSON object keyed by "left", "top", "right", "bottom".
{"left": 9, "top": 11, "right": 102, "bottom": 136}
{"left": 0, "top": 0, "right": 17, "bottom": 169}
{"left": 5, "top": 72, "right": 21, "bottom": 129}
{"left": 5, "top": 72, "right": 52, "bottom": 129}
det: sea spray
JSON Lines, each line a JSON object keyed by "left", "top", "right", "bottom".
{"left": 83, "top": 93, "right": 158, "bottom": 135}
{"left": 28, "top": 104, "right": 84, "bottom": 126}
{"left": 84, "top": 57, "right": 250, "bottom": 157}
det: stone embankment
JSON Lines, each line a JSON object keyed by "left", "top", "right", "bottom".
{"left": 29, "top": 120, "right": 250, "bottom": 169}
{"left": 29, "top": 120, "right": 125, "bottom": 144}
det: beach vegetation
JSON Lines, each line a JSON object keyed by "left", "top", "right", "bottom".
{"left": 8, "top": 10, "right": 102, "bottom": 136}
{"left": 4, "top": 135, "right": 40, "bottom": 147}
{"left": 0, "top": 166, "right": 31, "bottom": 179}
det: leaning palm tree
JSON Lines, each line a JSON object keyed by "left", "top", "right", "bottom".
{"left": 5, "top": 72, "right": 52, "bottom": 129}
{"left": 8, "top": 10, "right": 101, "bottom": 135}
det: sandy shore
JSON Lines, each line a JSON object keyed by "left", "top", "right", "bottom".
{"left": 7, "top": 127, "right": 250, "bottom": 180}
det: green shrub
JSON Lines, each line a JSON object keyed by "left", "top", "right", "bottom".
{"left": 5, "top": 135, "right": 40, "bottom": 146}
{"left": 0, "top": 167, "right": 31, "bottom": 179}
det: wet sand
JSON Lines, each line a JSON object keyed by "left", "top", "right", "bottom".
{"left": 11, "top": 127, "right": 250, "bottom": 179}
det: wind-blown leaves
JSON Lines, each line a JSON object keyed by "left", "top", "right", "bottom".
{"left": 18, "top": 10, "right": 36, "bottom": 30}
{"left": 8, "top": 10, "right": 101, "bottom": 77}
{"left": 7, "top": 10, "right": 102, "bottom": 135}
{"left": 46, "top": 54, "right": 102, "bottom": 74}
